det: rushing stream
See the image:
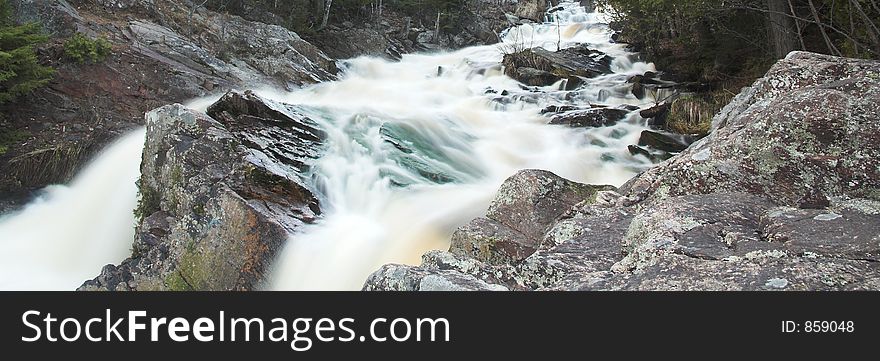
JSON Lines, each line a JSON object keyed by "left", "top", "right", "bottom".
{"left": 0, "top": 2, "right": 664, "bottom": 290}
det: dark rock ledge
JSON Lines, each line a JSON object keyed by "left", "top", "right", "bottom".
{"left": 364, "top": 52, "right": 880, "bottom": 291}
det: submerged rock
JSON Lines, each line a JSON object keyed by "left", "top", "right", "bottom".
{"left": 80, "top": 91, "right": 323, "bottom": 291}
{"left": 364, "top": 52, "right": 880, "bottom": 291}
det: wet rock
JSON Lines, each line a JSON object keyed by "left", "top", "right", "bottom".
{"left": 503, "top": 44, "right": 612, "bottom": 86}
{"left": 549, "top": 108, "right": 630, "bottom": 128}
{"left": 637, "top": 130, "right": 691, "bottom": 153}
{"left": 541, "top": 104, "right": 580, "bottom": 114}
{"left": 80, "top": 91, "right": 323, "bottom": 291}
{"left": 639, "top": 103, "right": 671, "bottom": 127}
{"left": 514, "top": 0, "right": 549, "bottom": 22}
{"left": 628, "top": 145, "right": 671, "bottom": 163}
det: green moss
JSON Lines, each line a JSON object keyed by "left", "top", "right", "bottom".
{"left": 572, "top": 184, "right": 615, "bottom": 204}
{"left": 133, "top": 179, "right": 160, "bottom": 222}
{"left": 64, "top": 33, "right": 112, "bottom": 64}
{"left": 165, "top": 247, "right": 207, "bottom": 291}
{"left": 476, "top": 236, "right": 499, "bottom": 263}
{"left": 170, "top": 165, "right": 183, "bottom": 185}
{"left": 192, "top": 202, "right": 207, "bottom": 218}
{"left": 165, "top": 271, "right": 194, "bottom": 291}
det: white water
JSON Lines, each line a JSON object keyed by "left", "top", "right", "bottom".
{"left": 0, "top": 129, "right": 145, "bottom": 290}
{"left": 267, "top": 2, "right": 659, "bottom": 290}
{"left": 0, "top": 2, "right": 662, "bottom": 290}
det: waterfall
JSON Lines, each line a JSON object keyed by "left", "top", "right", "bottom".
{"left": 267, "top": 2, "right": 658, "bottom": 290}
{"left": 0, "top": 1, "right": 660, "bottom": 290}
{"left": 0, "top": 129, "right": 145, "bottom": 290}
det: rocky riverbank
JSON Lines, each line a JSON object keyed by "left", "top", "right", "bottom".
{"left": 364, "top": 52, "right": 880, "bottom": 291}
{"left": 0, "top": 0, "right": 549, "bottom": 211}
{"left": 4, "top": 1, "right": 878, "bottom": 292}
{"left": 0, "top": 0, "right": 337, "bottom": 210}
{"left": 81, "top": 49, "right": 880, "bottom": 291}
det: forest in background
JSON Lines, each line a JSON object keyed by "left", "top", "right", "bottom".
{"left": 201, "top": 0, "right": 470, "bottom": 35}
{"left": 595, "top": 0, "right": 879, "bottom": 135}
{"left": 598, "top": 0, "right": 879, "bottom": 85}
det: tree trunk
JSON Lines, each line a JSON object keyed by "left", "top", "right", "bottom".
{"left": 767, "top": 0, "right": 799, "bottom": 58}
{"left": 849, "top": 0, "right": 880, "bottom": 54}
{"left": 807, "top": 0, "right": 841, "bottom": 55}
{"left": 317, "top": 0, "right": 332, "bottom": 30}
{"left": 433, "top": 12, "right": 441, "bottom": 42}
{"left": 787, "top": 0, "right": 806, "bottom": 50}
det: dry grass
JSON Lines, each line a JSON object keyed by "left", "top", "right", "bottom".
{"left": 666, "top": 92, "right": 734, "bottom": 136}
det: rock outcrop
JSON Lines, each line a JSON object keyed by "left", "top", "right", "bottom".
{"left": 364, "top": 52, "right": 880, "bottom": 291}
{"left": 0, "top": 0, "right": 337, "bottom": 210}
{"left": 79, "top": 91, "right": 323, "bottom": 291}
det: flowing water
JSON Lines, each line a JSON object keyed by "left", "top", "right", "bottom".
{"left": 0, "top": 2, "right": 663, "bottom": 290}
{"left": 0, "top": 129, "right": 145, "bottom": 290}
{"left": 266, "top": 2, "right": 661, "bottom": 290}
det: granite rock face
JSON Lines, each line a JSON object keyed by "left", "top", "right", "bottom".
{"left": 80, "top": 91, "right": 323, "bottom": 291}
{"left": 364, "top": 52, "right": 880, "bottom": 291}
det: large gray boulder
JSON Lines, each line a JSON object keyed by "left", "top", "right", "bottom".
{"left": 9, "top": 0, "right": 82, "bottom": 36}
{"left": 624, "top": 51, "right": 880, "bottom": 208}
{"left": 124, "top": 13, "right": 336, "bottom": 90}
{"left": 449, "top": 170, "right": 615, "bottom": 266}
{"left": 80, "top": 91, "right": 323, "bottom": 291}
{"left": 364, "top": 52, "right": 880, "bottom": 291}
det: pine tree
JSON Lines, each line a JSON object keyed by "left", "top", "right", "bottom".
{"left": 0, "top": 0, "right": 54, "bottom": 104}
